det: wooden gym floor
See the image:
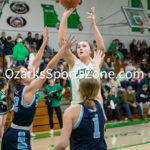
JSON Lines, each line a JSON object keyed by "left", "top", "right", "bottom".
{"left": 30, "top": 119, "right": 150, "bottom": 150}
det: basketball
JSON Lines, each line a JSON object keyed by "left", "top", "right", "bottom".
{"left": 59, "top": 0, "right": 80, "bottom": 9}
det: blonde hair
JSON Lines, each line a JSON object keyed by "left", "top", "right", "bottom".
{"left": 110, "top": 86, "right": 117, "bottom": 97}
{"left": 30, "top": 46, "right": 37, "bottom": 56}
{"left": 79, "top": 77, "right": 100, "bottom": 109}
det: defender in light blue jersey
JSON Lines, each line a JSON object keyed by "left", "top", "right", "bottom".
{"left": 54, "top": 51, "right": 107, "bottom": 150}
{"left": 1, "top": 30, "right": 75, "bottom": 150}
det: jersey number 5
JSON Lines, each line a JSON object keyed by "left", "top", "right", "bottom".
{"left": 92, "top": 114, "right": 100, "bottom": 139}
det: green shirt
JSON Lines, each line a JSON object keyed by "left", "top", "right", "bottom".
{"left": 0, "top": 91, "right": 6, "bottom": 102}
{"left": 44, "top": 84, "right": 63, "bottom": 107}
{"left": 13, "top": 43, "right": 28, "bottom": 61}
{"left": 108, "top": 42, "right": 117, "bottom": 51}
{"left": 108, "top": 94, "right": 120, "bottom": 104}
{"left": 117, "top": 73, "right": 128, "bottom": 82}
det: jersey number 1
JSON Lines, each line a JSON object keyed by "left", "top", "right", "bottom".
{"left": 92, "top": 114, "right": 100, "bottom": 139}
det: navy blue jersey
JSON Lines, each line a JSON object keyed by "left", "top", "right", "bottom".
{"left": 12, "top": 85, "right": 38, "bottom": 126}
{"left": 70, "top": 100, "right": 107, "bottom": 150}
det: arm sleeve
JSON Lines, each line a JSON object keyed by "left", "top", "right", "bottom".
{"left": 43, "top": 86, "right": 48, "bottom": 94}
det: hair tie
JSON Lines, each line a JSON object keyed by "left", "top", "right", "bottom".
{"left": 86, "top": 97, "right": 93, "bottom": 101}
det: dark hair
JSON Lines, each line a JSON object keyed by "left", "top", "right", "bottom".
{"left": 0, "top": 77, "right": 7, "bottom": 90}
{"left": 0, "top": 77, "right": 13, "bottom": 111}
{"left": 7, "top": 36, "right": 12, "bottom": 41}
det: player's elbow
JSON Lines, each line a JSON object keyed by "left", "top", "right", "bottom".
{"left": 59, "top": 142, "right": 68, "bottom": 149}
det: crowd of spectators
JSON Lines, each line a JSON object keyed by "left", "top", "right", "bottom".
{"left": 1, "top": 31, "right": 150, "bottom": 123}
{"left": 0, "top": 31, "right": 54, "bottom": 71}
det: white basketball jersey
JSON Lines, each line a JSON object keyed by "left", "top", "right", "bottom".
{"left": 69, "top": 59, "right": 94, "bottom": 106}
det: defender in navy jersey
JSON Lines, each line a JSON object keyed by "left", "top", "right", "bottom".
{"left": 2, "top": 85, "right": 38, "bottom": 150}
{"left": 1, "top": 29, "right": 76, "bottom": 150}
{"left": 54, "top": 51, "right": 106, "bottom": 150}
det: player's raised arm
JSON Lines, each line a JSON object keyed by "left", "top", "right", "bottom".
{"left": 58, "top": 9, "right": 77, "bottom": 69}
{"left": 54, "top": 108, "right": 73, "bottom": 150}
{"left": 23, "top": 36, "right": 76, "bottom": 105}
{"left": 87, "top": 8, "right": 105, "bottom": 52}
{"left": 29, "top": 27, "right": 48, "bottom": 74}
{"left": 58, "top": 8, "right": 74, "bottom": 48}
{"left": 92, "top": 51, "right": 105, "bottom": 104}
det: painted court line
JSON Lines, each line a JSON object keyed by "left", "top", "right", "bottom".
{"left": 109, "top": 141, "right": 150, "bottom": 150}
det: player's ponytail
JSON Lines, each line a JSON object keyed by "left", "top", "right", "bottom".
{"left": 6, "top": 66, "right": 22, "bottom": 111}
{"left": 79, "top": 77, "right": 100, "bottom": 109}
{"left": 83, "top": 97, "right": 95, "bottom": 109}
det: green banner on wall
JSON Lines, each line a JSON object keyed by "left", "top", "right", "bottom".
{"left": 0, "top": 0, "right": 9, "bottom": 18}
{"left": 148, "top": 0, "right": 150, "bottom": 10}
{"left": 41, "top": 4, "right": 59, "bottom": 27}
{"left": 67, "top": 9, "right": 81, "bottom": 29}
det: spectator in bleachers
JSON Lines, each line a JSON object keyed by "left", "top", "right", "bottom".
{"left": 132, "top": 67, "right": 144, "bottom": 91}
{"left": 93, "top": 40, "right": 97, "bottom": 51}
{"left": 130, "top": 39, "right": 137, "bottom": 57}
{"left": 137, "top": 40, "right": 142, "bottom": 46}
{"left": 3, "top": 36, "right": 14, "bottom": 68}
{"left": 140, "top": 71, "right": 150, "bottom": 92}
{"left": 141, "top": 40, "right": 148, "bottom": 53}
{"left": 32, "top": 42, "right": 38, "bottom": 51}
{"left": 0, "top": 32, "right": 7, "bottom": 44}
{"left": 13, "top": 38, "right": 28, "bottom": 67}
{"left": 23, "top": 40, "right": 30, "bottom": 52}
{"left": 33, "top": 33, "right": 41, "bottom": 50}
{"left": 44, "top": 77, "right": 65, "bottom": 135}
{"left": 102, "top": 57, "right": 114, "bottom": 72}
{"left": 118, "top": 42, "right": 128, "bottom": 58}
{"left": 146, "top": 46, "right": 150, "bottom": 63}
{"left": 45, "top": 45, "right": 54, "bottom": 56}
{"left": 101, "top": 79, "right": 110, "bottom": 97}
{"left": 140, "top": 59, "right": 150, "bottom": 75}
{"left": 117, "top": 68, "right": 129, "bottom": 89}
{"left": 135, "top": 42, "right": 143, "bottom": 62}
{"left": 108, "top": 39, "right": 117, "bottom": 52}
{"left": 25, "top": 31, "right": 34, "bottom": 44}
{"left": 125, "top": 61, "right": 136, "bottom": 72}
{"left": 0, "top": 32, "right": 6, "bottom": 57}
{"left": 136, "top": 84, "right": 150, "bottom": 118}
{"left": 109, "top": 74, "right": 121, "bottom": 89}
{"left": 39, "top": 53, "right": 51, "bottom": 73}
{"left": 103, "top": 90, "right": 110, "bottom": 112}
{"left": 121, "top": 86, "right": 143, "bottom": 120}
{"left": 57, "top": 63, "right": 67, "bottom": 87}
{"left": 108, "top": 87, "right": 121, "bottom": 121}
{"left": 15, "top": 33, "right": 23, "bottom": 44}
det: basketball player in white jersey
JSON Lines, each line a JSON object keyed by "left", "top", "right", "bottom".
{"left": 58, "top": 8, "right": 105, "bottom": 105}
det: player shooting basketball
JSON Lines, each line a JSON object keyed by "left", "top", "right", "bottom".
{"left": 58, "top": 7, "right": 105, "bottom": 106}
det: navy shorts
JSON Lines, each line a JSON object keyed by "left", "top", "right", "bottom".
{"left": 1, "top": 127, "right": 31, "bottom": 150}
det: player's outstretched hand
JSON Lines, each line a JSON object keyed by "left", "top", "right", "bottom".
{"left": 63, "top": 8, "right": 75, "bottom": 18}
{"left": 87, "top": 7, "right": 95, "bottom": 25}
{"left": 61, "top": 35, "right": 76, "bottom": 51}
{"left": 92, "top": 51, "right": 105, "bottom": 68}
{"left": 42, "top": 27, "right": 49, "bottom": 44}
